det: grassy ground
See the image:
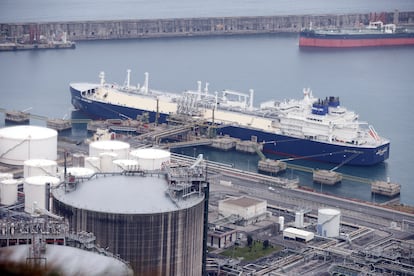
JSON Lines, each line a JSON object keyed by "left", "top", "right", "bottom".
{"left": 220, "top": 241, "right": 283, "bottom": 262}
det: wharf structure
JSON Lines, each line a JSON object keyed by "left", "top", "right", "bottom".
{"left": 1, "top": 11, "right": 413, "bottom": 43}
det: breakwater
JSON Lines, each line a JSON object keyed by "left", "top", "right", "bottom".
{"left": 1, "top": 11, "right": 414, "bottom": 42}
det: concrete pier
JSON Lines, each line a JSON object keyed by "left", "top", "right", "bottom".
{"left": 1, "top": 11, "right": 413, "bottom": 42}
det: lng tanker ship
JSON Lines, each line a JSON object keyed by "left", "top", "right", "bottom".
{"left": 70, "top": 70, "right": 390, "bottom": 166}
{"left": 299, "top": 21, "right": 414, "bottom": 48}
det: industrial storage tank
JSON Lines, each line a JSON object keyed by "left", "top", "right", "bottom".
{"left": 24, "top": 159, "right": 58, "bottom": 178}
{"left": 317, "top": 208, "right": 341, "bottom": 238}
{"left": 112, "top": 159, "right": 139, "bottom": 173}
{"left": 52, "top": 174, "right": 205, "bottom": 275}
{"left": 72, "top": 153, "right": 85, "bottom": 167}
{"left": 24, "top": 176, "right": 60, "bottom": 214}
{"left": 278, "top": 216, "right": 285, "bottom": 231}
{"left": 84, "top": 156, "right": 100, "bottom": 172}
{"left": 89, "top": 140, "right": 130, "bottom": 160}
{"left": 295, "top": 211, "right": 304, "bottom": 228}
{"left": 130, "top": 148, "right": 170, "bottom": 171}
{"left": 65, "top": 167, "right": 95, "bottom": 180}
{"left": 0, "top": 178, "right": 21, "bottom": 205}
{"left": 99, "top": 152, "right": 117, "bottom": 172}
{"left": 0, "top": 125, "right": 57, "bottom": 165}
{"left": 0, "top": 173, "right": 13, "bottom": 181}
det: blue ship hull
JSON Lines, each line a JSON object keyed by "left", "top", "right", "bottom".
{"left": 71, "top": 87, "right": 389, "bottom": 166}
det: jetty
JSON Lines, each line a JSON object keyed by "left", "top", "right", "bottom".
{"left": 313, "top": 169, "right": 343, "bottom": 185}
{"left": 371, "top": 179, "right": 401, "bottom": 197}
{"left": 4, "top": 110, "right": 30, "bottom": 124}
{"left": 46, "top": 119, "right": 72, "bottom": 132}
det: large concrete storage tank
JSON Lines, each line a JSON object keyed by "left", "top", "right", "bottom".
{"left": 130, "top": 148, "right": 170, "bottom": 170}
{"left": 52, "top": 174, "right": 205, "bottom": 275}
{"left": 89, "top": 140, "right": 130, "bottom": 159}
{"left": 24, "top": 176, "right": 60, "bottom": 214}
{"left": 317, "top": 208, "right": 341, "bottom": 238}
{"left": 0, "top": 126, "right": 57, "bottom": 165}
{"left": 24, "top": 159, "right": 58, "bottom": 178}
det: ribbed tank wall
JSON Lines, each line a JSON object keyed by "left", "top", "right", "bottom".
{"left": 53, "top": 198, "right": 204, "bottom": 275}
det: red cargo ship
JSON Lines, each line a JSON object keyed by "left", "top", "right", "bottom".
{"left": 299, "top": 21, "right": 414, "bottom": 48}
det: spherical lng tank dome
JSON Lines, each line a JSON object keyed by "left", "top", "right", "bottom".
{"left": 317, "top": 208, "right": 341, "bottom": 238}
{"left": 89, "top": 140, "right": 130, "bottom": 159}
{"left": 130, "top": 148, "right": 170, "bottom": 170}
{"left": 52, "top": 174, "right": 204, "bottom": 275}
{"left": 0, "top": 125, "right": 57, "bottom": 165}
{"left": 0, "top": 244, "right": 132, "bottom": 275}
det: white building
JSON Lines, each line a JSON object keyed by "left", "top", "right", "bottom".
{"left": 283, "top": 227, "right": 314, "bottom": 243}
{"left": 218, "top": 196, "right": 269, "bottom": 226}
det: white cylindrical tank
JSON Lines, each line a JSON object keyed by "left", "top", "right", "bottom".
{"left": 0, "top": 178, "right": 21, "bottom": 205}
{"left": 24, "top": 176, "right": 60, "bottom": 214}
{"left": 99, "top": 152, "right": 117, "bottom": 172}
{"left": 317, "top": 208, "right": 341, "bottom": 238}
{"left": 72, "top": 153, "right": 85, "bottom": 167}
{"left": 89, "top": 140, "right": 130, "bottom": 159}
{"left": 0, "top": 125, "right": 57, "bottom": 165}
{"left": 295, "top": 211, "right": 304, "bottom": 228}
{"left": 66, "top": 167, "right": 95, "bottom": 178}
{"left": 24, "top": 159, "right": 58, "bottom": 178}
{"left": 278, "top": 216, "right": 284, "bottom": 231}
{"left": 0, "top": 173, "right": 13, "bottom": 181}
{"left": 112, "top": 159, "right": 139, "bottom": 173}
{"left": 130, "top": 148, "right": 170, "bottom": 171}
{"left": 85, "top": 156, "right": 100, "bottom": 172}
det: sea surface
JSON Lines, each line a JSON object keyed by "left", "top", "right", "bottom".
{"left": 0, "top": 1, "right": 413, "bottom": 205}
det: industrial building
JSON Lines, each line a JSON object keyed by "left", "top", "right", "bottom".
{"left": 283, "top": 227, "right": 315, "bottom": 243}
{"left": 218, "top": 196, "right": 269, "bottom": 226}
{"left": 207, "top": 225, "right": 238, "bottom": 249}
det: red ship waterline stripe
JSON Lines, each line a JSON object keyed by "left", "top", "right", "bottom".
{"left": 299, "top": 37, "right": 414, "bottom": 47}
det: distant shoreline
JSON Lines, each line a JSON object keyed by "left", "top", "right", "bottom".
{"left": 1, "top": 11, "right": 414, "bottom": 44}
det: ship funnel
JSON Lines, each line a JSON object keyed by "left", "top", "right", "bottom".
{"left": 99, "top": 71, "right": 105, "bottom": 86}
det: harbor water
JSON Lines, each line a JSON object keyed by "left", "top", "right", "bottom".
{"left": 1, "top": 0, "right": 413, "bottom": 205}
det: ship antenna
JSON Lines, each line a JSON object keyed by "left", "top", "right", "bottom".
{"left": 249, "top": 89, "right": 254, "bottom": 111}
{"left": 144, "top": 72, "right": 149, "bottom": 94}
{"left": 197, "top": 81, "right": 202, "bottom": 93}
{"left": 126, "top": 69, "right": 131, "bottom": 89}
{"left": 99, "top": 71, "right": 105, "bottom": 86}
